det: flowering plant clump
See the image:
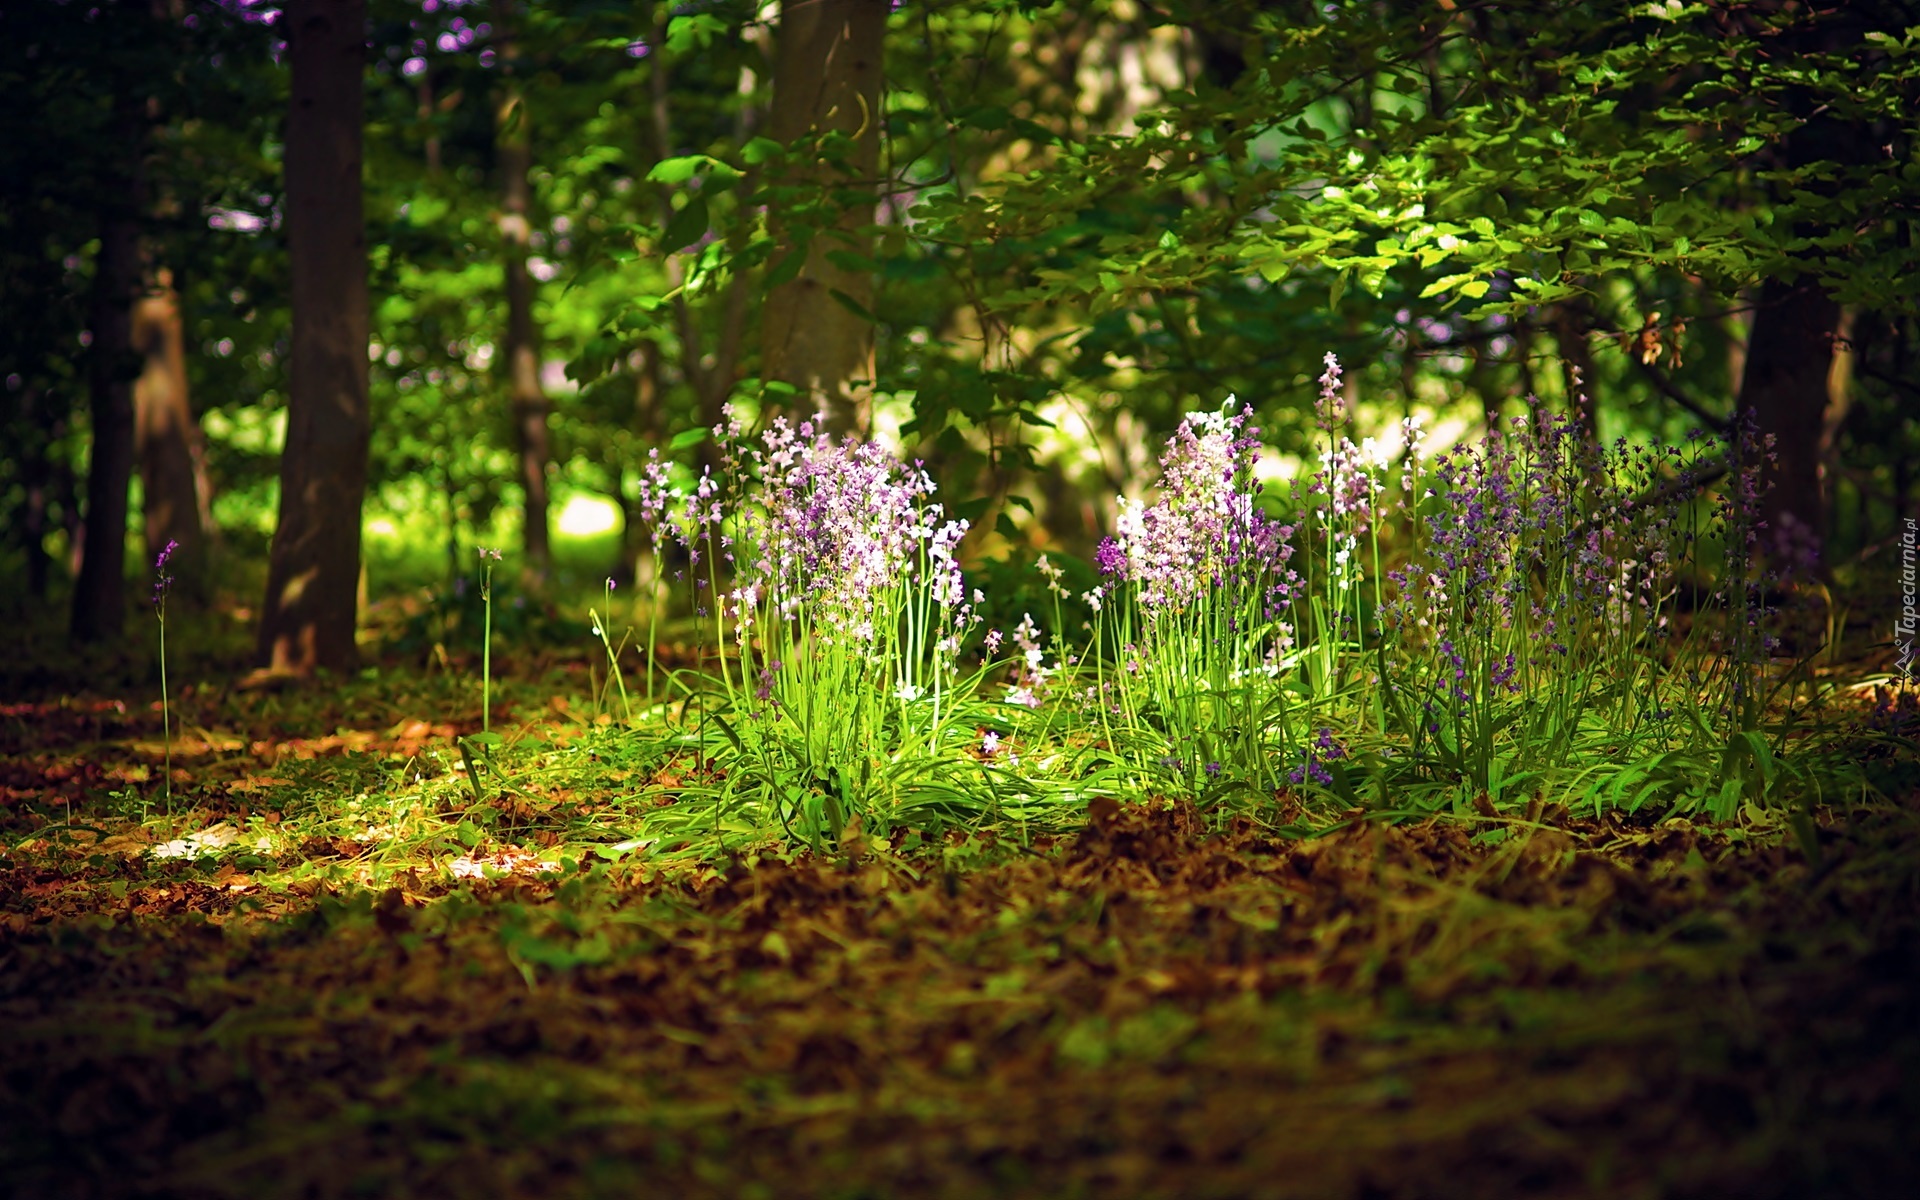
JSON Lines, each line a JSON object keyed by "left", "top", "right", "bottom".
{"left": 637, "top": 408, "right": 981, "bottom": 846}
{"left": 1713, "top": 412, "right": 1779, "bottom": 736}
{"left": 1375, "top": 390, "right": 1740, "bottom": 805}
{"left": 1298, "top": 353, "right": 1394, "bottom": 694}
{"left": 609, "top": 353, "right": 1794, "bottom": 848}
{"left": 1090, "top": 401, "right": 1301, "bottom": 795}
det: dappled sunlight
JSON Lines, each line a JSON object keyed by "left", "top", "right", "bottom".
{"left": 150, "top": 822, "right": 240, "bottom": 860}
{"left": 447, "top": 848, "right": 564, "bottom": 879}
{"left": 555, "top": 492, "right": 620, "bottom": 538}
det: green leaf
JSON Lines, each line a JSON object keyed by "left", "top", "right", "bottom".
{"left": 665, "top": 12, "right": 727, "bottom": 55}
{"left": 964, "top": 105, "right": 1010, "bottom": 131}
{"left": 765, "top": 248, "right": 806, "bottom": 289}
{"left": 646, "top": 155, "right": 742, "bottom": 191}
{"left": 662, "top": 194, "right": 709, "bottom": 253}
{"left": 1420, "top": 272, "right": 1478, "bottom": 299}
{"left": 703, "top": 160, "right": 744, "bottom": 191}
{"left": 646, "top": 155, "right": 705, "bottom": 186}
{"left": 669, "top": 427, "right": 708, "bottom": 451}
{"left": 742, "top": 136, "right": 785, "bottom": 165}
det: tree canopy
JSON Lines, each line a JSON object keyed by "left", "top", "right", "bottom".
{"left": 3, "top": 0, "right": 1917, "bottom": 637}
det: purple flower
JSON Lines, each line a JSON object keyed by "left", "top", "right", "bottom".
{"left": 1104, "top": 404, "right": 1298, "bottom": 617}
{"left": 722, "top": 415, "right": 961, "bottom": 648}
{"left": 1290, "top": 728, "right": 1346, "bottom": 787}
{"left": 151, "top": 539, "right": 178, "bottom": 610}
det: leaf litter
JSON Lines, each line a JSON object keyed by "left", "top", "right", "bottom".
{"left": 0, "top": 688, "right": 1916, "bottom": 1199}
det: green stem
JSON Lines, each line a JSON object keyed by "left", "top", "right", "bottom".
{"left": 158, "top": 613, "right": 171, "bottom": 816}
{"left": 482, "top": 565, "right": 493, "bottom": 735}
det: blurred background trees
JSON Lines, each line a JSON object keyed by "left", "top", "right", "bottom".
{"left": 3, "top": 0, "right": 1916, "bottom": 665}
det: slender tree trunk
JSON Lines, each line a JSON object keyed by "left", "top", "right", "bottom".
{"left": 257, "top": 0, "right": 369, "bottom": 673}
{"left": 1464, "top": 320, "right": 1501, "bottom": 434}
{"left": 642, "top": 20, "right": 758, "bottom": 471}
{"left": 761, "top": 0, "right": 888, "bottom": 433}
{"left": 1737, "top": 278, "right": 1843, "bottom": 576}
{"left": 645, "top": 6, "right": 703, "bottom": 413}
{"left": 497, "top": 27, "right": 550, "bottom": 573}
{"left": 1510, "top": 313, "right": 1538, "bottom": 403}
{"left": 1730, "top": 4, "right": 1873, "bottom": 579}
{"left": 18, "top": 387, "right": 56, "bottom": 600}
{"left": 132, "top": 267, "right": 212, "bottom": 599}
{"left": 615, "top": 339, "right": 664, "bottom": 586}
{"left": 70, "top": 163, "right": 143, "bottom": 645}
{"left": 417, "top": 73, "right": 442, "bottom": 175}
{"left": 1550, "top": 295, "right": 1599, "bottom": 448}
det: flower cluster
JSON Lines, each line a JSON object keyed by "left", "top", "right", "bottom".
{"left": 1381, "top": 401, "right": 1691, "bottom": 658}
{"left": 1098, "top": 403, "right": 1297, "bottom": 615}
{"left": 724, "top": 413, "right": 972, "bottom": 647}
{"left": 1002, "top": 613, "right": 1051, "bottom": 708}
{"left": 151, "top": 539, "right": 179, "bottom": 612}
{"left": 1289, "top": 727, "right": 1348, "bottom": 786}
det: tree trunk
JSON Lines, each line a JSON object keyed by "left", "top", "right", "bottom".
{"left": 1729, "top": 5, "right": 1873, "bottom": 579}
{"left": 17, "top": 388, "right": 57, "bottom": 600}
{"left": 257, "top": 0, "right": 369, "bottom": 674}
{"left": 132, "top": 267, "right": 213, "bottom": 600}
{"left": 760, "top": 0, "right": 888, "bottom": 433}
{"left": 615, "top": 339, "right": 664, "bottom": 586}
{"left": 497, "top": 27, "right": 550, "bottom": 573}
{"left": 70, "top": 173, "right": 142, "bottom": 645}
{"left": 1550, "top": 295, "right": 1599, "bottom": 448}
{"left": 1737, "top": 278, "right": 1843, "bottom": 576}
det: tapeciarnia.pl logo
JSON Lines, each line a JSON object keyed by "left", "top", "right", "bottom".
{"left": 1899, "top": 517, "right": 1917, "bottom": 683}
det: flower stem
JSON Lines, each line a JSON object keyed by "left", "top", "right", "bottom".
{"left": 158, "top": 613, "right": 171, "bottom": 817}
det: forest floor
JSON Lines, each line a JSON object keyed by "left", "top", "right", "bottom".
{"left": 2, "top": 617, "right": 1918, "bottom": 1199}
